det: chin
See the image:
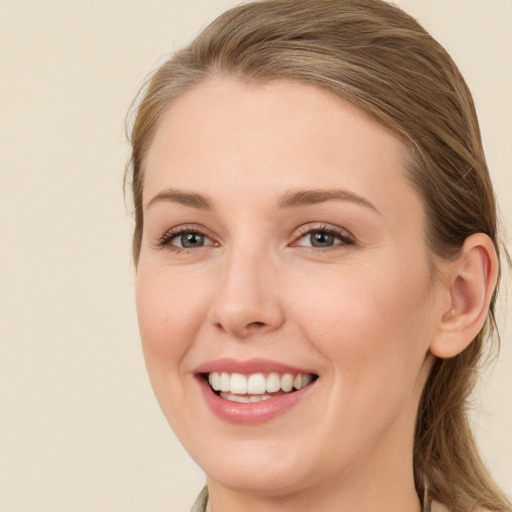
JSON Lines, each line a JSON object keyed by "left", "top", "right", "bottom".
{"left": 184, "top": 432, "right": 332, "bottom": 499}
{"left": 204, "top": 455, "right": 312, "bottom": 498}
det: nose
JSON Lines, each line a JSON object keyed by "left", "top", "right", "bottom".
{"left": 207, "top": 245, "right": 285, "bottom": 339}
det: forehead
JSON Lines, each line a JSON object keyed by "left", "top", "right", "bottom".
{"left": 143, "top": 77, "right": 423, "bottom": 223}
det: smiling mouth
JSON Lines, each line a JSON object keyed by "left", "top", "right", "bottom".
{"left": 203, "top": 371, "right": 318, "bottom": 403}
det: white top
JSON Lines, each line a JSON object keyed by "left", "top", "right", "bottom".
{"left": 190, "top": 487, "right": 208, "bottom": 512}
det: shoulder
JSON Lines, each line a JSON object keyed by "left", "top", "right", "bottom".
{"left": 190, "top": 486, "right": 208, "bottom": 512}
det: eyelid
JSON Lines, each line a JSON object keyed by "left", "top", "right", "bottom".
{"left": 154, "top": 224, "right": 218, "bottom": 250}
{"left": 291, "top": 223, "right": 355, "bottom": 250}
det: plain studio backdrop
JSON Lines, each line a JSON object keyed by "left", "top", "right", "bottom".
{"left": 0, "top": 1, "right": 511, "bottom": 510}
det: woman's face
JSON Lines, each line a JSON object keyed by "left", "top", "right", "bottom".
{"left": 136, "top": 78, "right": 445, "bottom": 496}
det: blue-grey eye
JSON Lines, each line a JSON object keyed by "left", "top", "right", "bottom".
{"left": 309, "top": 230, "right": 337, "bottom": 247}
{"left": 178, "top": 232, "right": 206, "bottom": 248}
{"left": 156, "top": 228, "right": 215, "bottom": 250}
{"left": 294, "top": 227, "right": 353, "bottom": 250}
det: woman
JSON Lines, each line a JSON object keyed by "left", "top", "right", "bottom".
{"left": 125, "top": 0, "right": 511, "bottom": 510}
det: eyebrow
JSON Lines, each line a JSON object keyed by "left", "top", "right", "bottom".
{"left": 278, "top": 188, "right": 380, "bottom": 213}
{"left": 145, "top": 189, "right": 212, "bottom": 210}
{"left": 145, "top": 187, "right": 379, "bottom": 214}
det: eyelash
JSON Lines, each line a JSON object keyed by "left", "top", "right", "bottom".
{"left": 293, "top": 224, "right": 355, "bottom": 252}
{"left": 154, "top": 225, "right": 215, "bottom": 252}
{"left": 154, "top": 224, "right": 355, "bottom": 253}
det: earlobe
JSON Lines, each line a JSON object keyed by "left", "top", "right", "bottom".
{"left": 430, "top": 233, "right": 499, "bottom": 359}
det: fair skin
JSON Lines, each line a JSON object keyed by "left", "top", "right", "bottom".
{"left": 135, "top": 78, "right": 497, "bottom": 512}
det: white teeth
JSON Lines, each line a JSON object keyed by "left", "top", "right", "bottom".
{"left": 220, "top": 372, "right": 230, "bottom": 392}
{"left": 281, "top": 373, "right": 294, "bottom": 392}
{"left": 266, "top": 372, "right": 281, "bottom": 393}
{"left": 208, "top": 371, "right": 315, "bottom": 396}
{"left": 222, "top": 392, "right": 251, "bottom": 403}
{"left": 247, "top": 373, "right": 266, "bottom": 394}
{"left": 220, "top": 392, "right": 272, "bottom": 403}
{"left": 249, "top": 394, "right": 272, "bottom": 402}
{"left": 209, "top": 372, "right": 221, "bottom": 391}
{"left": 301, "top": 374, "right": 314, "bottom": 388}
{"left": 230, "top": 373, "right": 248, "bottom": 394}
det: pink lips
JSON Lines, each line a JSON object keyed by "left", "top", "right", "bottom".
{"left": 195, "top": 357, "right": 315, "bottom": 375}
{"left": 194, "top": 358, "right": 317, "bottom": 425}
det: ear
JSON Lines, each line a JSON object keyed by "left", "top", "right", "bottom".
{"left": 430, "top": 233, "right": 499, "bottom": 359}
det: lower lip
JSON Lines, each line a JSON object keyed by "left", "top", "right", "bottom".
{"left": 197, "top": 377, "right": 315, "bottom": 425}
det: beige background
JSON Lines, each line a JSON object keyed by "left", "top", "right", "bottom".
{"left": 0, "top": 1, "right": 510, "bottom": 510}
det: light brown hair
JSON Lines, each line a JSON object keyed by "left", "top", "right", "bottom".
{"left": 125, "top": 1, "right": 510, "bottom": 510}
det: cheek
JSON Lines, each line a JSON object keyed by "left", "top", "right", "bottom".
{"left": 291, "top": 259, "right": 434, "bottom": 387}
{"left": 135, "top": 266, "right": 210, "bottom": 372}
{"left": 135, "top": 265, "right": 216, "bottom": 436}
{"left": 272, "top": 262, "right": 436, "bottom": 472}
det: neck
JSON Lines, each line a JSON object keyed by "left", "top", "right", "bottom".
{"left": 207, "top": 483, "right": 421, "bottom": 512}
{"left": 206, "top": 452, "right": 422, "bottom": 512}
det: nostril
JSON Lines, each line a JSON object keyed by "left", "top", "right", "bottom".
{"left": 247, "top": 321, "right": 266, "bottom": 329}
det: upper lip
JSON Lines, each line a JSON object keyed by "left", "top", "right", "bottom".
{"left": 194, "top": 358, "right": 317, "bottom": 376}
